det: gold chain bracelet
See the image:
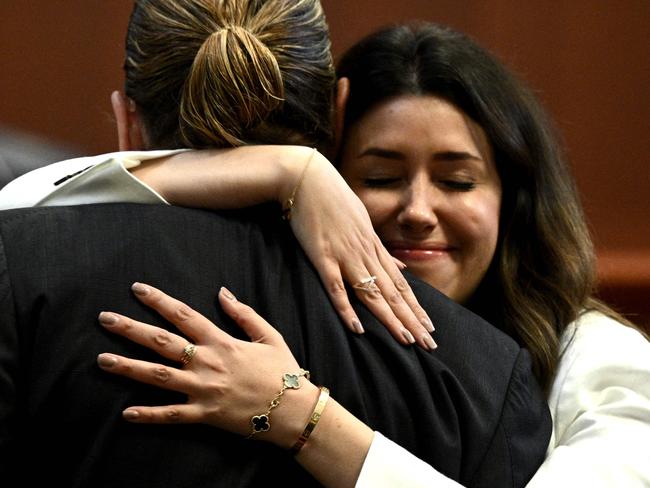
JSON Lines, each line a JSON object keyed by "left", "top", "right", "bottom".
{"left": 247, "top": 369, "right": 310, "bottom": 439}
{"left": 282, "top": 148, "right": 317, "bottom": 221}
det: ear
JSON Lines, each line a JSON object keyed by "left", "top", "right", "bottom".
{"left": 111, "top": 90, "right": 146, "bottom": 151}
{"left": 333, "top": 77, "right": 350, "bottom": 157}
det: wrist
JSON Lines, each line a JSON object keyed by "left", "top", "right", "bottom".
{"left": 271, "top": 380, "right": 321, "bottom": 449}
{"left": 275, "top": 146, "right": 321, "bottom": 206}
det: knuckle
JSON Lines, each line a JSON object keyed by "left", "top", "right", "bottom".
{"left": 152, "top": 329, "right": 174, "bottom": 348}
{"left": 232, "top": 305, "right": 254, "bottom": 327}
{"left": 362, "top": 286, "right": 382, "bottom": 301}
{"left": 152, "top": 366, "right": 172, "bottom": 384}
{"left": 204, "top": 380, "right": 227, "bottom": 397}
{"left": 387, "top": 289, "right": 403, "bottom": 306}
{"left": 147, "top": 288, "right": 163, "bottom": 305}
{"left": 328, "top": 279, "right": 346, "bottom": 296}
{"left": 119, "top": 317, "right": 135, "bottom": 333}
{"left": 119, "top": 361, "right": 134, "bottom": 374}
{"left": 174, "top": 304, "right": 194, "bottom": 322}
{"left": 165, "top": 408, "right": 182, "bottom": 422}
{"left": 393, "top": 276, "right": 410, "bottom": 293}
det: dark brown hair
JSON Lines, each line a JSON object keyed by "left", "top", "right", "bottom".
{"left": 337, "top": 22, "right": 645, "bottom": 389}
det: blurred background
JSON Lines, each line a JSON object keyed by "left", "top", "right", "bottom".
{"left": 1, "top": 0, "right": 648, "bottom": 328}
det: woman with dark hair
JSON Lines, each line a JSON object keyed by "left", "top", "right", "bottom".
{"left": 336, "top": 21, "right": 598, "bottom": 391}
{"left": 3, "top": 15, "right": 649, "bottom": 487}
{"left": 329, "top": 24, "right": 650, "bottom": 484}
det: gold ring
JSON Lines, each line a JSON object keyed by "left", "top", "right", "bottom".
{"left": 353, "top": 275, "right": 378, "bottom": 291}
{"left": 180, "top": 343, "right": 197, "bottom": 366}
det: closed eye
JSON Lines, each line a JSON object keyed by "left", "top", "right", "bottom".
{"left": 441, "top": 180, "right": 476, "bottom": 191}
{"left": 363, "top": 177, "right": 401, "bottom": 188}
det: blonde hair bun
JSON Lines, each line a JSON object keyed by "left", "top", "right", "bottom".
{"left": 181, "top": 24, "right": 284, "bottom": 147}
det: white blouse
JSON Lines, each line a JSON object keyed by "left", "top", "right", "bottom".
{"left": 2, "top": 154, "right": 649, "bottom": 487}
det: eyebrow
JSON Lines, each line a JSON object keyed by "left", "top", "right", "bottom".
{"left": 359, "top": 147, "right": 483, "bottom": 162}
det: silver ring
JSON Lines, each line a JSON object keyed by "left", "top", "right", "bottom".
{"left": 180, "top": 343, "right": 197, "bottom": 366}
{"left": 353, "top": 275, "right": 378, "bottom": 291}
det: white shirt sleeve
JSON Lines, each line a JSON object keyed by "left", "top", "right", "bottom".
{"left": 356, "top": 432, "right": 462, "bottom": 487}
{"left": 527, "top": 312, "right": 650, "bottom": 488}
{"left": 358, "top": 313, "right": 650, "bottom": 488}
{"left": 0, "top": 149, "right": 188, "bottom": 209}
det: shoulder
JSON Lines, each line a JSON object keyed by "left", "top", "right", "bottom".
{"left": 547, "top": 310, "right": 650, "bottom": 451}
{"left": 556, "top": 310, "right": 650, "bottom": 382}
{"left": 534, "top": 317, "right": 650, "bottom": 485}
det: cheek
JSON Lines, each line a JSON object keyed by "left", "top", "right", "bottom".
{"left": 456, "top": 193, "right": 501, "bottom": 259}
{"left": 354, "top": 190, "right": 396, "bottom": 229}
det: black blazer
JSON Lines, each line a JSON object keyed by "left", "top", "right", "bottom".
{"left": 0, "top": 203, "right": 550, "bottom": 487}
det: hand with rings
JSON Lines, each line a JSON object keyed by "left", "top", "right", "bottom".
{"left": 352, "top": 275, "right": 378, "bottom": 292}
{"left": 284, "top": 153, "right": 436, "bottom": 350}
{"left": 96, "top": 282, "right": 320, "bottom": 449}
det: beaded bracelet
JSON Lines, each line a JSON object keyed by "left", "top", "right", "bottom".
{"left": 247, "top": 369, "right": 310, "bottom": 439}
{"left": 291, "top": 386, "right": 330, "bottom": 454}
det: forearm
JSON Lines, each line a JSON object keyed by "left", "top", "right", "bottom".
{"left": 293, "top": 396, "right": 374, "bottom": 487}
{"left": 254, "top": 380, "right": 372, "bottom": 487}
{"left": 130, "top": 145, "right": 316, "bottom": 209}
{"left": 279, "top": 389, "right": 458, "bottom": 487}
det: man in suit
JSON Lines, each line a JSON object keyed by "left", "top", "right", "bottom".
{"left": 0, "top": 1, "right": 550, "bottom": 486}
{"left": 0, "top": 203, "right": 549, "bottom": 487}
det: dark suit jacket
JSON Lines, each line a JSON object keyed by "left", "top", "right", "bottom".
{"left": 0, "top": 203, "right": 550, "bottom": 487}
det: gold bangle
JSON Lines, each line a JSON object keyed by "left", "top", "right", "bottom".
{"left": 290, "top": 386, "right": 330, "bottom": 454}
{"left": 247, "top": 369, "right": 310, "bottom": 439}
{"left": 282, "top": 148, "right": 317, "bottom": 221}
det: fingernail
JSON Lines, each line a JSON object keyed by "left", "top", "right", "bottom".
{"left": 351, "top": 318, "right": 365, "bottom": 334}
{"left": 132, "top": 282, "right": 150, "bottom": 296}
{"left": 422, "top": 334, "right": 438, "bottom": 351}
{"left": 97, "top": 353, "right": 117, "bottom": 368}
{"left": 220, "top": 286, "right": 236, "bottom": 301}
{"left": 98, "top": 311, "right": 118, "bottom": 327}
{"left": 421, "top": 316, "right": 435, "bottom": 332}
{"left": 123, "top": 409, "right": 140, "bottom": 420}
{"left": 401, "top": 328, "right": 416, "bottom": 344}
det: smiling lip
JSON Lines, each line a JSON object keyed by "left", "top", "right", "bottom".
{"left": 386, "top": 241, "right": 454, "bottom": 261}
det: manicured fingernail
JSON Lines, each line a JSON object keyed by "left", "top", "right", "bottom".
{"left": 123, "top": 409, "right": 140, "bottom": 420}
{"left": 132, "top": 282, "right": 150, "bottom": 296}
{"left": 97, "top": 353, "right": 117, "bottom": 368}
{"left": 98, "top": 311, "right": 118, "bottom": 327}
{"left": 422, "top": 334, "right": 438, "bottom": 351}
{"left": 351, "top": 318, "right": 365, "bottom": 334}
{"left": 401, "top": 328, "right": 416, "bottom": 344}
{"left": 421, "top": 316, "right": 435, "bottom": 332}
{"left": 220, "top": 286, "right": 236, "bottom": 301}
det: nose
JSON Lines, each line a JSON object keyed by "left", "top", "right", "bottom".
{"left": 397, "top": 176, "right": 438, "bottom": 234}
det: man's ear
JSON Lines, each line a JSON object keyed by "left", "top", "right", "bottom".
{"left": 111, "top": 90, "right": 146, "bottom": 151}
{"left": 333, "top": 77, "right": 350, "bottom": 157}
